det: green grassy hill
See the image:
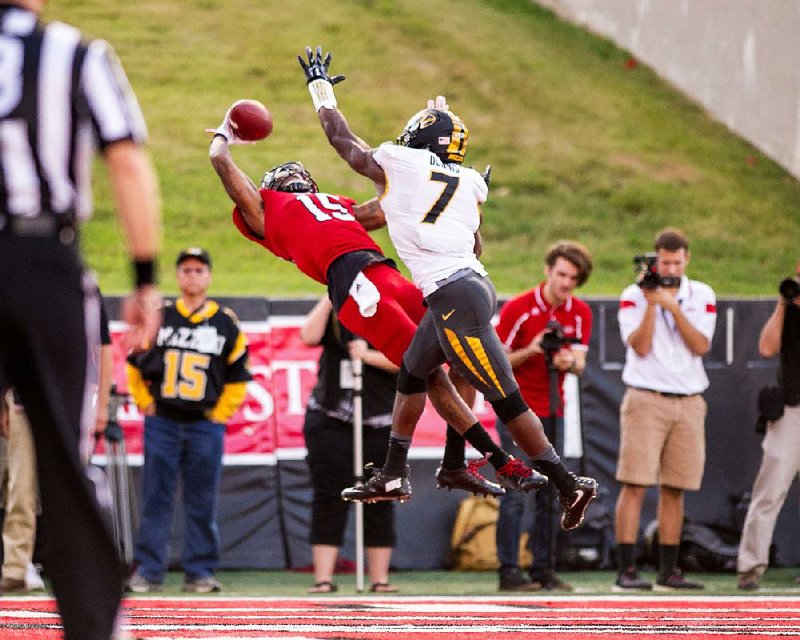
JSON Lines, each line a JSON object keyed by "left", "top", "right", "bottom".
{"left": 50, "top": 0, "right": 800, "bottom": 297}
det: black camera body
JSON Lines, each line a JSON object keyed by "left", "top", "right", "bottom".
{"left": 540, "top": 319, "right": 580, "bottom": 353}
{"left": 634, "top": 253, "right": 681, "bottom": 290}
{"left": 779, "top": 277, "right": 800, "bottom": 301}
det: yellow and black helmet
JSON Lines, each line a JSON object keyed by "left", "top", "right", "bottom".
{"left": 396, "top": 109, "right": 468, "bottom": 164}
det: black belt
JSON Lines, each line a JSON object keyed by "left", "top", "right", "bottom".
{"left": 0, "top": 214, "right": 77, "bottom": 245}
{"left": 629, "top": 386, "right": 700, "bottom": 398}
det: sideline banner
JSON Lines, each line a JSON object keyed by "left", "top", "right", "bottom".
{"left": 104, "top": 319, "right": 513, "bottom": 459}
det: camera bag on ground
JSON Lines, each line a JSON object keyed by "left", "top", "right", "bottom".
{"left": 447, "top": 496, "right": 531, "bottom": 571}
{"left": 679, "top": 520, "right": 740, "bottom": 572}
{"left": 448, "top": 496, "right": 502, "bottom": 571}
{"left": 448, "top": 489, "right": 614, "bottom": 571}
{"left": 643, "top": 515, "right": 739, "bottom": 572}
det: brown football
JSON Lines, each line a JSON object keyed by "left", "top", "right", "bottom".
{"left": 229, "top": 99, "right": 273, "bottom": 141}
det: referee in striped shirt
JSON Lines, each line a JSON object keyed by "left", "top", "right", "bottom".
{"left": 0, "top": 2, "right": 161, "bottom": 639}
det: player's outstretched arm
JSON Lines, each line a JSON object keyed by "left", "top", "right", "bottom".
{"left": 209, "top": 133, "right": 264, "bottom": 237}
{"left": 318, "top": 108, "right": 384, "bottom": 186}
{"left": 298, "top": 46, "right": 385, "bottom": 188}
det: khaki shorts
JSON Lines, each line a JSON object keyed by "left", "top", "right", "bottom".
{"left": 616, "top": 387, "right": 706, "bottom": 490}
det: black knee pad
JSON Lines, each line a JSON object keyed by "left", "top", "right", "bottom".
{"left": 491, "top": 391, "right": 529, "bottom": 424}
{"left": 398, "top": 362, "right": 427, "bottom": 394}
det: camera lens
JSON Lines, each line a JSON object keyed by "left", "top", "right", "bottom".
{"left": 779, "top": 277, "right": 800, "bottom": 300}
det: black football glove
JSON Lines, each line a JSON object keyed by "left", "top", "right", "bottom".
{"left": 298, "top": 45, "right": 345, "bottom": 86}
{"left": 299, "top": 46, "right": 345, "bottom": 112}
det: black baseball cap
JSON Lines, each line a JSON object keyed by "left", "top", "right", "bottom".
{"left": 176, "top": 247, "right": 212, "bottom": 268}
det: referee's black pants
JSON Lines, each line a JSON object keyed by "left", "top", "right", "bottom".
{"left": 0, "top": 235, "right": 125, "bottom": 640}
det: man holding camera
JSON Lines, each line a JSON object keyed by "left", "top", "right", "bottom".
{"left": 493, "top": 241, "right": 593, "bottom": 591}
{"left": 736, "top": 264, "right": 800, "bottom": 590}
{"left": 614, "top": 228, "right": 716, "bottom": 590}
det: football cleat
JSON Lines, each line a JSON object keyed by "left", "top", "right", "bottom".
{"left": 495, "top": 457, "right": 548, "bottom": 492}
{"left": 341, "top": 465, "right": 412, "bottom": 503}
{"left": 559, "top": 475, "right": 598, "bottom": 531}
{"left": 435, "top": 458, "right": 505, "bottom": 497}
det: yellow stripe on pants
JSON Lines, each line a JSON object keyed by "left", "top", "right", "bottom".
{"left": 465, "top": 335, "right": 506, "bottom": 398}
{"left": 444, "top": 327, "right": 488, "bottom": 387}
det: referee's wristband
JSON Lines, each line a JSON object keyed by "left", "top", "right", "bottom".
{"left": 133, "top": 258, "right": 157, "bottom": 287}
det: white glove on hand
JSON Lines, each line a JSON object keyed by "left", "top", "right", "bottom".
{"left": 205, "top": 107, "right": 252, "bottom": 145}
{"left": 426, "top": 95, "right": 449, "bottom": 111}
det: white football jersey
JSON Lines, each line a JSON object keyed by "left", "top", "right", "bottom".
{"left": 373, "top": 143, "right": 488, "bottom": 296}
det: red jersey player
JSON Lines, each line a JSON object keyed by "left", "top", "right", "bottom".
{"left": 208, "top": 112, "right": 545, "bottom": 499}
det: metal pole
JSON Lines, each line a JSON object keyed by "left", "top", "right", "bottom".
{"left": 546, "top": 361, "right": 560, "bottom": 571}
{"left": 115, "top": 436, "right": 134, "bottom": 566}
{"left": 351, "top": 358, "right": 365, "bottom": 593}
{"left": 106, "top": 388, "right": 136, "bottom": 567}
{"left": 107, "top": 438, "right": 134, "bottom": 567}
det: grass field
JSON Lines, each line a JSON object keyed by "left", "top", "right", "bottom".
{"left": 133, "top": 567, "right": 800, "bottom": 597}
{"left": 46, "top": 1, "right": 800, "bottom": 297}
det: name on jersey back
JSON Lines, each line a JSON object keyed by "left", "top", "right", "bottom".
{"left": 429, "top": 155, "right": 460, "bottom": 173}
{"left": 156, "top": 326, "right": 224, "bottom": 355}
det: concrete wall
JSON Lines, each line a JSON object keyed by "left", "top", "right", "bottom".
{"left": 536, "top": 0, "right": 800, "bottom": 179}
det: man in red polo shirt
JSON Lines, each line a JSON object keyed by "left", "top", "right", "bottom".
{"left": 492, "top": 241, "right": 593, "bottom": 591}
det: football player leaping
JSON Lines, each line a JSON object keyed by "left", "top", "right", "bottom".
{"left": 209, "top": 106, "right": 554, "bottom": 502}
{"left": 298, "top": 46, "right": 597, "bottom": 530}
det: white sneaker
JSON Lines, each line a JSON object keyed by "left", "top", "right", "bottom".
{"left": 25, "top": 563, "right": 45, "bottom": 591}
{"left": 182, "top": 576, "right": 222, "bottom": 593}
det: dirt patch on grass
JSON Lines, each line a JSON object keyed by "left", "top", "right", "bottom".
{"left": 610, "top": 153, "right": 700, "bottom": 183}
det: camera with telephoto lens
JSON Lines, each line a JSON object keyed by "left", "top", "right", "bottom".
{"left": 634, "top": 253, "right": 681, "bottom": 290}
{"left": 540, "top": 319, "right": 580, "bottom": 353}
{"left": 779, "top": 277, "right": 800, "bottom": 301}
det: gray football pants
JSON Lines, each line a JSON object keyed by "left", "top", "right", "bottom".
{"left": 403, "top": 270, "right": 520, "bottom": 403}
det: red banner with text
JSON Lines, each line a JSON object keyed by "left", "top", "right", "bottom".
{"left": 107, "top": 321, "right": 498, "bottom": 459}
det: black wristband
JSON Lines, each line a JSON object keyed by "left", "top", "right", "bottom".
{"left": 133, "top": 258, "right": 156, "bottom": 287}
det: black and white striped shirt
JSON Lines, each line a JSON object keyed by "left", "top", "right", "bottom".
{"left": 0, "top": 5, "right": 147, "bottom": 221}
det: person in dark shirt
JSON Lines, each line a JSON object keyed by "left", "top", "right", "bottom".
{"left": 302, "top": 297, "right": 399, "bottom": 593}
{"left": 126, "top": 248, "right": 251, "bottom": 594}
{"left": 737, "top": 263, "right": 800, "bottom": 590}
